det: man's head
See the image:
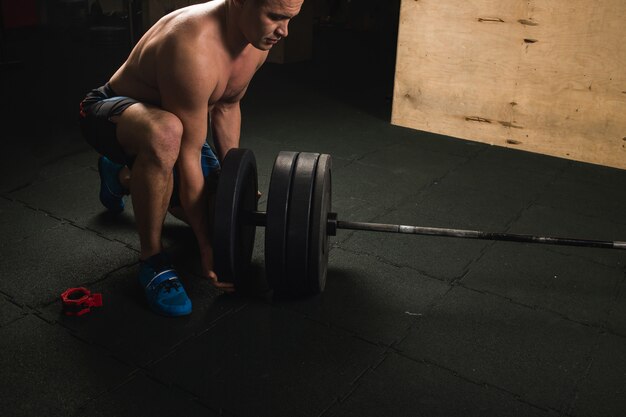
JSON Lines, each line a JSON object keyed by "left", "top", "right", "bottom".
{"left": 234, "top": 0, "right": 304, "bottom": 50}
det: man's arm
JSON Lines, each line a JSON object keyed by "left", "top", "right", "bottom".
{"left": 156, "top": 38, "right": 233, "bottom": 291}
{"left": 211, "top": 100, "right": 242, "bottom": 161}
{"left": 211, "top": 51, "right": 267, "bottom": 160}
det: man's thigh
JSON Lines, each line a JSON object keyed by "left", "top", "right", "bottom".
{"left": 80, "top": 94, "right": 139, "bottom": 166}
{"left": 112, "top": 102, "right": 179, "bottom": 158}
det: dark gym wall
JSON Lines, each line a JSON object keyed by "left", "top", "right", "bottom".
{"left": 0, "top": 0, "right": 401, "bottom": 141}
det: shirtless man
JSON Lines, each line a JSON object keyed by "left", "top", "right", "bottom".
{"left": 78, "top": 0, "right": 303, "bottom": 316}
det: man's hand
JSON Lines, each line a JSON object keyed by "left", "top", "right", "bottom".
{"left": 206, "top": 270, "right": 235, "bottom": 293}
{"left": 201, "top": 248, "right": 235, "bottom": 293}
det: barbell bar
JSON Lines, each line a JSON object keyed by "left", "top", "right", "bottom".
{"left": 333, "top": 220, "right": 626, "bottom": 249}
{"left": 213, "top": 149, "right": 626, "bottom": 297}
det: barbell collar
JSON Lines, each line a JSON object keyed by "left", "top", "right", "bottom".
{"left": 251, "top": 210, "right": 267, "bottom": 227}
{"left": 327, "top": 212, "right": 338, "bottom": 236}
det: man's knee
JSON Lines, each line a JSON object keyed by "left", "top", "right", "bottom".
{"left": 146, "top": 113, "right": 183, "bottom": 167}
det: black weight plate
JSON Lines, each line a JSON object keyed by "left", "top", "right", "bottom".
{"left": 213, "top": 148, "right": 258, "bottom": 288}
{"left": 284, "top": 152, "right": 319, "bottom": 296}
{"left": 265, "top": 151, "right": 299, "bottom": 290}
{"left": 308, "top": 153, "right": 332, "bottom": 295}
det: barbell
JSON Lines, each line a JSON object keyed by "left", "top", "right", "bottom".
{"left": 212, "top": 148, "right": 626, "bottom": 297}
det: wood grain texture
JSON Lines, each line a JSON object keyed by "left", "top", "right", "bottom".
{"left": 392, "top": 0, "right": 626, "bottom": 169}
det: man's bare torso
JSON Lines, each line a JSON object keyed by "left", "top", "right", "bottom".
{"left": 108, "top": 1, "right": 266, "bottom": 110}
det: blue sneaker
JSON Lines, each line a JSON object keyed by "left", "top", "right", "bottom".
{"left": 138, "top": 254, "right": 192, "bottom": 317}
{"left": 98, "top": 156, "right": 126, "bottom": 213}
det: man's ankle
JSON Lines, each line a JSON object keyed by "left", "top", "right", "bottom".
{"left": 140, "top": 252, "right": 171, "bottom": 270}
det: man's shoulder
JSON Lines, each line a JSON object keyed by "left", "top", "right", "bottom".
{"left": 154, "top": 8, "right": 223, "bottom": 65}
{"left": 150, "top": 1, "right": 218, "bottom": 43}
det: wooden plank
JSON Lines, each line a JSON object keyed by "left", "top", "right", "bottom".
{"left": 392, "top": 0, "right": 626, "bottom": 170}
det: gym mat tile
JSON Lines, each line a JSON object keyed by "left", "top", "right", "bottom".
{"left": 80, "top": 201, "right": 192, "bottom": 253}
{"left": 332, "top": 160, "right": 432, "bottom": 213}
{"left": 606, "top": 280, "right": 626, "bottom": 336}
{"left": 149, "top": 302, "right": 385, "bottom": 417}
{"left": 0, "top": 197, "right": 63, "bottom": 247}
{"left": 330, "top": 169, "right": 429, "bottom": 236}
{"left": 32, "top": 146, "right": 96, "bottom": 182}
{"left": 407, "top": 175, "right": 529, "bottom": 231}
{"left": 241, "top": 110, "right": 400, "bottom": 163}
{"left": 326, "top": 352, "right": 557, "bottom": 417}
{"left": 462, "top": 243, "right": 623, "bottom": 326}
{"left": 248, "top": 109, "right": 406, "bottom": 162}
{"left": 77, "top": 373, "right": 219, "bottom": 417}
{"left": 356, "top": 140, "right": 472, "bottom": 179}
{"left": 281, "top": 248, "right": 450, "bottom": 346}
{"left": 0, "top": 295, "right": 26, "bottom": 327}
{"left": 474, "top": 145, "right": 569, "bottom": 178}
{"left": 398, "top": 286, "right": 597, "bottom": 411}
{"left": 6, "top": 164, "right": 141, "bottom": 250}
{"left": 0, "top": 144, "right": 40, "bottom": 194}
{"left": 9, "top": 165, "right": 106, "bottom": 224}
{"left": 81, "top": 207, "right": 141, "bottom": 250}
{"left": 533, "top": 175, "right": 626, "bottom": 225}
{"left": 0, "top": 223, "right": 137, "bottom": 307}
{"left": 0, "top": 315, "right": 133, "bottom": 417}
{"left": 436, "top": 156, "right": 558, "bottom": 202}
{"left": 235, "top": 136, "right": 291, "bottom": 169}
{"left": 560, "top": 160, "right": 626, "bottom": 187}
{"left": 386, "top": 127, "right": 484, "bottom": 159}
{"left": 41, "top": 264, "right": 245, "bottom": 368}
{"left": 506, "top": 204, "right": 626, "bottom": 268}
{"left": 570, "top": 332, "right": 626, "bottom": 417}
{"left": 339, "top": 206, "right": 489, "bottom": 282}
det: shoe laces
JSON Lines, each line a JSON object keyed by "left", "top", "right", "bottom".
{"left": 158, "top": 278, "right": 181, "bottom": 294}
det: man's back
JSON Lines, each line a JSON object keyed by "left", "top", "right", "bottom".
{"left": 109, "top": 1, "right": 265, "bottom": 108}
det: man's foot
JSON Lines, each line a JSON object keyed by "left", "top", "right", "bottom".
{"left": 98, "top": 156, "right": 127, "bottom": 213}
{"left": 138, "top": 253, "right": 192, "bottom": 317}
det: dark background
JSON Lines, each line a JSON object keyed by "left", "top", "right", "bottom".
{"left": 0, "top": 0, "right": 401, "bottom": 143}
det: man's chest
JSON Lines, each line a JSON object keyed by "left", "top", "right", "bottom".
{"left": 209, "top": 54, "right": 261, "bottom": 105}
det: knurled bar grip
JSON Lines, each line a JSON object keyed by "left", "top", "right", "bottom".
{"left": 253, "top": 212, "right": 626, "bottom": 249}
{"left": 336, "top": 220, "right": 626, "bottom": 250}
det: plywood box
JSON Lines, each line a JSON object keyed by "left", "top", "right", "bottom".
{"left": 392, "top": 0, "right": 626, "bottom": 170}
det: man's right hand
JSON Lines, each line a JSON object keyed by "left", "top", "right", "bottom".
{"left": 207, "top": 270, "right": 235, "bottom": 293}
{"left": 201, "top": 247, "right": 235, "bottom": 293}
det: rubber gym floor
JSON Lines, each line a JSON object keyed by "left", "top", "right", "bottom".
{"left": 1, "top": 23, "right": 626, "bottom": 417}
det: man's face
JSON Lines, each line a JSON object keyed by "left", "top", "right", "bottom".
{"left": 240, "top": 0, "right": 304, "bottom": 50}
